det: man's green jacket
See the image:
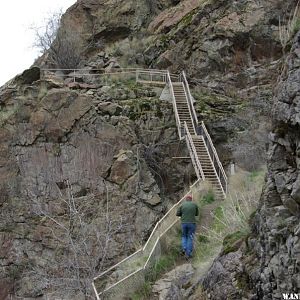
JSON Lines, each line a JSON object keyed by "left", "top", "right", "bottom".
{"left": 176, "top": 201, "right": 199, "bottom": 223}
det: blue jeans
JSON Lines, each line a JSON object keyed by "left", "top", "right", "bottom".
{"left": 181, "top": 223, "right": 196, "bottom": 257}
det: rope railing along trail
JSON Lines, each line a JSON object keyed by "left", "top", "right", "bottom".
{"left": 92, "top": 180, "right": 201, "bottom": 300}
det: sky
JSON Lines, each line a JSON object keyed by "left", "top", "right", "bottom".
{"left": 0, "top": 0, "right": 76, "bottom": 86}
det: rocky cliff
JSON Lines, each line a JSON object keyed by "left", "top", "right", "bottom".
{"left": 37, "top": 0, "right": 297, "bottom": 171}
{"left": 0, "top": 72, "right": 194, "bottom": 298}
{"left": 0, "top": 0, "right": 299, "bottom": 298}
{"left": 57, "top": 0, "right": 295, "bottom": 169}
{"left": 199, "top": 33, "right": 300, "bottom": 300}
{"left": 248, "top": 31, "right": 300, "bottom": 300}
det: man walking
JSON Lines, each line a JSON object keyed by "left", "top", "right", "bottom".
{"left": 176, "top": 194, "right": 199, "bottom": 258}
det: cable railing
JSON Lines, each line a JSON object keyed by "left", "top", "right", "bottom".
{"left": 184, "top": 122, "right": 205, "bottom": 181}
{"left": 199, "top": 121, "right": 228, "bottom": 195}
{"left": 92, "top": 180, "right": 201, "bottom": 299}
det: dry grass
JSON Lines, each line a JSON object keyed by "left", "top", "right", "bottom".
{"left": 192, "top": 285, "right": 209, "bottom": 300}
{"left": 279, "top": 2, "right": 300, "bottom": 49}
{"left": 192, "top": 167, "right": 265, "bottom": 266}
{"left": 205, "top": 168, "right": 265, "bottom": 242}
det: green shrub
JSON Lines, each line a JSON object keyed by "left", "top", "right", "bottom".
{"left": 202, "top": 190, "right": 215, "bottom": 204}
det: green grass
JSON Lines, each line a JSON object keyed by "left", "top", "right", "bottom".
{"left": 212, "top": 206, "right": 224, "bottom": 232}
{"left": 130, "top": 282, "right": 152, "bottom": 300}
{"left": 292, "top": 17, "right": 300, "bottom": 34}
{"left": 146, "top": 244, "right": 180, "bottom": 282}
{"left": 198, "top": 234, "right": 209, "bottom": 243}
{"left": 130, "top": 246, "right": 180, "bottom": 300}
{"left": 248, "top": 170, "right": 262, "bottom": 181}
{"left": 201, "top": 190, "right": 215, "bottom": 204}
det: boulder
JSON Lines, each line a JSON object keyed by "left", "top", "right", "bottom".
{"left": 109, "top": 150, "right": 137, "bottom": 185}
{"left": 152, "top": 263, "right": 194, "bottom": 300}
{"left": 16, "top": 66, "right": 40, "bottom": 85}
{"left": 96, "top": 102, "right": 123, "bottom": 116}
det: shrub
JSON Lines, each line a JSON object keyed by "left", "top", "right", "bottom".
{"left": 32, "top": 11, "right": 87, "bottom": 68}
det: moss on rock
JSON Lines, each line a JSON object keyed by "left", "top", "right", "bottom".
{"left": 222, "top": 231, "right": 247, "bottom": 254}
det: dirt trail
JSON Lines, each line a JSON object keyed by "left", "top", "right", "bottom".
{"left": 197, "top": 201, "right": 221, "bottom": 235}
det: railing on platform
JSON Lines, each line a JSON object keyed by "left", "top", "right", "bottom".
{"left": 93, "top": 180, "right": 201, "bottom": 300}
{"left": 199, "top": 121, "right": 228, "bottom": 195}
{"left": 41, "top": 68, "right": 179, "bottom": 84}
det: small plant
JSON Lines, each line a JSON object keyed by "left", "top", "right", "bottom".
{"left": 131, "top": 282, "right": 152, "bottom": 300}
{"left": 198, "top": 234, "right": 209, "bottom": 243}
{"left": 202, "top": 190, "right": 215, "bottom": 204}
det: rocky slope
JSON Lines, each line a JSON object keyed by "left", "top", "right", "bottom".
{"left": 57, "top": 0, "right": 297, "bottom": 169}
{"left": 0, "top": 71, "right": 194, "bottom": 298}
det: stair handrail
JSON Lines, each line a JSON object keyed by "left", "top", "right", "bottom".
{"left": 200, "top": 121, "right": 228, "bottom": 194}
{"left": 184, "top": 122, "right": 205, "bottom": 181}
{"left": 167, "top": 71, "right": 182, "bottom": 139}
{"left": 181, "top": 71, "right": 198, "bottom": 129}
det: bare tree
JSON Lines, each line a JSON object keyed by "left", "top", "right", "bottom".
{"left": 29, "top": 180, "right": 125, "bottom": 299}
{"left": 32, "top": 11, "right": 85, "bottom": 69}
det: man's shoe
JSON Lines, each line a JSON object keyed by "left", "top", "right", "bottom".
{"left": 180, "top": 250, "right": 186, "bottom": 256}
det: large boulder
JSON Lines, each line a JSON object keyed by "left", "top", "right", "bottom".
{"left": 152, "top": 263, "right": 195, "bottom": 300}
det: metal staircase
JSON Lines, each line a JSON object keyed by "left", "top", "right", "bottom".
{"left": 192, "top": 135, "right": 225, "bottom": 200}
{"left": 172, "top": 82, "right": 196, "bottom": 134}
{"left": 169, "top": 71, "right": 227, "bottom": 199}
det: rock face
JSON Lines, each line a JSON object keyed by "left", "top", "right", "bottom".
{"left": 246, "top": 32, "right": 300, "bottom": 300}
{"left": 0, "top": 73, "right": 193, "bottom": 298}
{"left": 199, "top": 33, "right": 300, "bottom": 300}
{"left": 37, "top": 0, "right": 296, "bottom": 170}
{"left": 2, "top": 0, "right": 300, "bottom": 298}
{"left": 60, "top": 0, "right": 178, "bottom": 55}
{"left": 202, "top": 250, "right": 245, "bottom": 300}
{"left": 152, "top": 263, "right": 194, "bottom": 300}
